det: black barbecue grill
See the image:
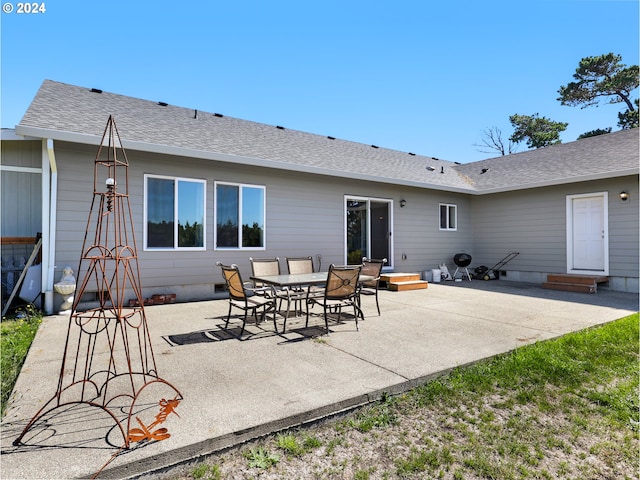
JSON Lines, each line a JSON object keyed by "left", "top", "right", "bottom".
{"left": 453, "top": 253, "right": 472, "bottom": 281}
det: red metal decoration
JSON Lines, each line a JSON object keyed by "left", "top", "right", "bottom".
{"left": 14, "top": 116, "right": 182, "bottom": 448}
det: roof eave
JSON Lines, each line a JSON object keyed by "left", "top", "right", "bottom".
{"left": 475, "top": 169, "right": 639, "bottom": 194}
{"left": 15, "top": 124, "right": 478, "bottom": 194}
{"left": 1, "top": 128, "right": 40, "bottom": 141}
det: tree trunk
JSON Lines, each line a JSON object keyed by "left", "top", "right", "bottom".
{"left": 619, "top": 92, "right": 635, "bottom": 111}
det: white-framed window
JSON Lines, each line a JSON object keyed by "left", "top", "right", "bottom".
{"left": 439, "top": 203, "right": 457, "bottom": 231}
{"left": 144, "top": 175, "right": 206, "bottom": 250}
{"left": 215, "top": 182, "right": 265, "bottom": 250}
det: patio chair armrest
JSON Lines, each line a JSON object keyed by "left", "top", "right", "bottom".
{"left": 305, "top": 285, "right": 325, "bottom": 302}
{"left": 245, "top": 284, "right": 276, "bottom": 297}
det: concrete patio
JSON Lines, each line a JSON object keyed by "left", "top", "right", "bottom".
{"left": 1, "top": 280, "right": 637, "bottom": 479}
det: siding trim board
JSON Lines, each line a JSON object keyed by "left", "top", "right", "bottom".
{"left": 0, "top": 165, "right": 42, "bottom": 174}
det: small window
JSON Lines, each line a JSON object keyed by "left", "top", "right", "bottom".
{"left": 439, "top": 203, "right": 457, "bottom": 231}
{"left": 144, "top": 175, "right": 206, "bottom": 250}
{"left": 215, "top": 182, "right": 265, "bottom": 249}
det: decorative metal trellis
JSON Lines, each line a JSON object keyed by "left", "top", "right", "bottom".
{"left": 14, "top": 116, "right": 182, "bottom": 448}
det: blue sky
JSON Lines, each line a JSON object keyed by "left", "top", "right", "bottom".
{"left": 1, "top": 0, "right": 638, "bottom": 163}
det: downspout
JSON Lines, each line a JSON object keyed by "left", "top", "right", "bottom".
{"left": 42, "top": 139, "right": 57, "bottom": 314}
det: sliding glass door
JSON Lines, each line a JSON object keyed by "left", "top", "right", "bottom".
{"left": 345, "top": 197, "right": 392, "bottom": 266}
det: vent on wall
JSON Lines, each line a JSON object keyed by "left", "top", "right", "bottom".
{"left": 79, "top": 291, "right": 99, "bottom": 303}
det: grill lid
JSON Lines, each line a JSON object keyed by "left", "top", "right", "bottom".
{"left": 453, "top": 253, "right": 472, "bottom": 267}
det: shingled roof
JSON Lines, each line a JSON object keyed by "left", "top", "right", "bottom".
{"left": 16, "top": 80, "right": 639, "bottom": 194}
{"left": 455, "top": 128, "right": 639, "bottom": 193}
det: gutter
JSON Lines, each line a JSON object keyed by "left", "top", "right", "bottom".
{"left": 42, "top": 138, "right": 57, "bottom": 314}
{"left": 470, "top": 168, "right": 640, "bottom": 195}
{"left": 17, "top": 124, "right": 639, "bottom": 198}
{"left": 16, "top": 124, "right": 477, "bottom": 195}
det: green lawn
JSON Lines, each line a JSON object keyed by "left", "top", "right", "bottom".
{"left": 1, "top": 305, "right": 42, "bottom": 416}
{"left": 2, "top": 307, "right": 637, "bottom": 479}
{"left": 175, "top": 313, "right": 639, "bottom": 480}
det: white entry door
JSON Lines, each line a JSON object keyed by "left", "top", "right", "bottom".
{"left": 567, "top": 193, "right": 608, "bottom": 274}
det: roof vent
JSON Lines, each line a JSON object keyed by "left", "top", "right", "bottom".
{"left": 481, "top": 168, "right": 490, "bottom": 174}
{"left": 157, "top": 101, "right": 168, "bottom": 107}
{"left": 440, "top": 166, "right": 444, "bottom": 174}
{"left": 276, "top": 125, "right": 285, "bottom": 130}
{"left": 327, "top": 136, "right": 336, "bottom": 140}
{"left": 454, "top": 162, "right": 461, "bottom": 165}
{"left": 371, "top": 145, "right": 379, "bottom": 149}
{"left": 90, "top": 88, "right": 103, "bottom": 94}
{"left": 408, "top": 152, "right": 416, "bottom": 156}
{"left": 426, "top": 166, "right": 435, "bottom": 171}
{"left": 214, "top": 113, "right": 223, "bottom": 117}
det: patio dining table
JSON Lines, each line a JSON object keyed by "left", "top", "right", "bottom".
{"left": 249, "top": 272, "right": 374, "bottom": 288}
{"left": 250, "top": 271, "right": 374, "bottom": 332}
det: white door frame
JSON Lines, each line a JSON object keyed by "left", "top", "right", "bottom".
{"left": 344, "top": 195, "right": 394, "bottom": 268}
{"left": 566, "top": 192, "right": 609, "bottom": 275}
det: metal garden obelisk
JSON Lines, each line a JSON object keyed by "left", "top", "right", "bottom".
{"left": 15, "top": 116, "right": 182, "bottom": 448}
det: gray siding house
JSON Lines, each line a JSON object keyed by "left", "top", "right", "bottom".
{"left": 2, "top": 80, "right": 638, "bottom": 313}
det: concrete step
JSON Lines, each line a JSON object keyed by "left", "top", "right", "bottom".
{"left": 542, "top": 282, "right": 596, "bottom": 294}
{"left": 388, "top": 280, "right": 429, "bottom": 291}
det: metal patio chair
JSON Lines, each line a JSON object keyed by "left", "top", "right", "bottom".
{"left": 249, "top": 257, "right": 282, "bottom": 292}
{"left": 306, "top": 264, "right": 363, "bottom": 334}
{"left": 286, "top": 256, "right": 315, "bottom": 274}
{"left": 217, "top": 262, "right": 277, "bottom": 336}
{"left": 360, "top": 257, "right": 387, "bottom": 315}
{"left": 286, "top": 256, "right": 324, "bottom": 319}
{"left": 249, "top": 256, "right": 302, "bottom": 333}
